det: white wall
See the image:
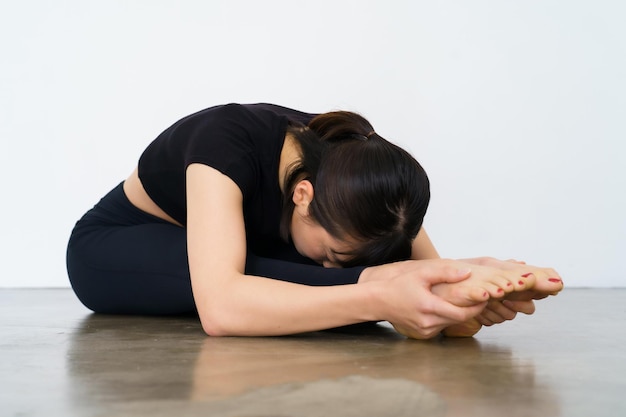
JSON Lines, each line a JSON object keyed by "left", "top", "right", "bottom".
{"left": 1, "top": 0, "right": 624, "bottom": 288}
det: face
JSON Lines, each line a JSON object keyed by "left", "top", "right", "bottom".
{"left": 290, "top": 211, "right": 354, "bottom": 268}
{"left": 289, "top": 179, "right": 357, "bottom": 268}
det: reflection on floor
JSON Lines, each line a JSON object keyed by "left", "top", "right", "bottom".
{"left": 1, "top": 288, "right": 625, "bottom": 417}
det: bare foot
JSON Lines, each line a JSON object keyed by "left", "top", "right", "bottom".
{"left": 526, "top": 277, "right": 563, "bottom": 296}
{"left": 443, "top": 286, "right": 562, "bottom": 338}
{"left": 461, "top": 257, "right": 564, "bottom": 296}
{"left": 390, "top": 259, "right": 564, "bottom": 340}
{"left": 431, "top": 263, "right": 536, "bottom": 307}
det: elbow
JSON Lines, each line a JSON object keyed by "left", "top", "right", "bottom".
{"left": 192, "top": 278, "right": 240, "bottom": 336}
{"left": 199, "top": 311, "right": 227, "bottom": 337}
{"left": 192, "top": 275, "right": 249, "bottom": 336}
{"left": 201, "top": 320, "right": 227, "bottom": 337}
{"left": 198, "top": 306, "right": 237, "bottom": 337}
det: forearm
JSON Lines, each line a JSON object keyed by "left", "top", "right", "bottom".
{"left": 195, "top": 274, "right": 382, "bottom": 336}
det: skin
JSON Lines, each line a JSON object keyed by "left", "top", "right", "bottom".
{"left": 411, "top": 231, "right": 561, "bottom": 307}
{"left": 407, "top": 239, "right": 563, "bottom": 338}
{"left": 123, "top": 132, "right": 563, "bottom": 338}
{"left": 289, "top": 180, "right": 355, "bottom": 268}
{"left": 441, "top": 258, "right": 562, "bottom": 337}
{"left": 185, "top": 163, "right": 492, "bottom": 337}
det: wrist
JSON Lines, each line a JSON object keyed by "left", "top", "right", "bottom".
{"left": 357, "top": 260, "right": 414, "bottom": 284}
{"left": 361, "top": 279, "right": 389, "bottom": 322}
{"left": 357, "top": 265, "right": 382, "bottom": 284}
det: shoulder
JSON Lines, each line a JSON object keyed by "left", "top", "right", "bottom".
{"left": 185, "top": 102, "right": 315, "bottom": 121}
{"left": 175, "top": 103, "right": 254, "bottom": 125}
{"left": 176, "top": 103, "right": 315, "bottom": 134}
{"left": 168, "top": 104, "right": 276, "bottom": 138}
{"left": 197, "top": 103, "right": 287, "bottom": 127}
{"left": 219, "top": 103, "right": 318, "bottom": 126}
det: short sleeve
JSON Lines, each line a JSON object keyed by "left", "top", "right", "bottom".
{"left": 184, "top": 104, "right": 269, "bottom": 199}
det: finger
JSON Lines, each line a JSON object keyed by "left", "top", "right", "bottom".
{"left": 505, "top": 290, "right": 548, "bottom": 302}
{"left": 485, "top": 300, "right": 518, "bottom": 321}
{"left": 475, "top": 314, "right": 495, "bottom": 326}
{"left": 426, "top": 294, "right": 487, "bottom": 325}
{"left": 421, "top": 265, "right": 472, "bottom": 286}
{"left": 479, "top": 306, "right": 512, "bottom": 324}
{"left": 502, "top": 299, "right": 536, "bottom": 315}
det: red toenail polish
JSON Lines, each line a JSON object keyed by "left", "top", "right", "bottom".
{"left": 518, "top": 281, "right": 524, "bottom": 285}
{"left": 548, "top": 278, "right": 562, "bottom": 283}
{"left": 507, "top": 282, "right": 512, "bottom": 286}
{"left": 521, "top": 273, "right": 533, "bottom": 278}
{"left": 497, "top": 288, "right": 504, "bottom": 293}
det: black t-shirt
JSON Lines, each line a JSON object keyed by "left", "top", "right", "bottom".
{"left": 138, "top": 103, "right": 365, "bottom": 286}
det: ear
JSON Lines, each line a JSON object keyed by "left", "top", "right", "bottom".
{"left": 292, "top": 180, "right": 315, "bottom": 214}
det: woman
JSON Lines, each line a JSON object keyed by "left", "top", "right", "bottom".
{"left": 66, "top": 103, "right": 563, "bottom": 339}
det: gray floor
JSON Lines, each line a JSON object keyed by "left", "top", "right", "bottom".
{"left": 1, "top": 288, "right": 625, "bottom": 417}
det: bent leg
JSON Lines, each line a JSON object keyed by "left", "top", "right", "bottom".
{"left": 66, "top": 183, "right": 195, "bottom": 315}
{"left": 67, "top": 223, "right": 194, "bottom": 315}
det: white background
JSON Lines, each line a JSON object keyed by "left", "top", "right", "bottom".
{"left": 1, "top": 0, "right": 624, "bottom": 288}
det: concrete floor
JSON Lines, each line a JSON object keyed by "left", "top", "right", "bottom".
{"left": 1, "top": 289, "right": 625, "bottom": 417}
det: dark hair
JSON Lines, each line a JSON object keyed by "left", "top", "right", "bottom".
{"left": 280, "top": 111, "right": 430, "bottom": 267}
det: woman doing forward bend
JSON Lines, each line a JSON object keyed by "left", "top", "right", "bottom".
{"left": 66, "top": 103, "right": 563, "bottom": 339}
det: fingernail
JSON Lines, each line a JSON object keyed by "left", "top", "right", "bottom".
{"left": 502, "top": 300, "right": 514, "bottom": 308}
{"left": 521, "top": 273, "right": 533, "bottom": 278}
{"left": 548, "top": 278, "right": 562, "bottom": 283}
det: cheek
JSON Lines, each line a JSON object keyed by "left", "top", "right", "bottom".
{"left": 291, "top": 234, "right": 306, "bottom": 256}
{"left": 299, "top": 238, "right": 320, "bottom": 260}
{"left": 290, "top": 227, "right": 310, "bottom": 257}
{"left": 291, "top": 228, "right": 322, "bottom": 261}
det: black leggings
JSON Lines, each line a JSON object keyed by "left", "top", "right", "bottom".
{"left": 66, "top": 182, "right": 364, "bottom": 315}
{"left": 66, "top": 182, "right": 195, "bottom": 314}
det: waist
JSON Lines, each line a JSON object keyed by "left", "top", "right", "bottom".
{"left": 124, "top": 167, "right": 183, "bottom": 227}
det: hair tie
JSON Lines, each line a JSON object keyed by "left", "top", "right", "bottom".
{"left": 348, "top": 132, "right": 376, "bottom": 141}
{"left": 351, "top": 133, "right": 368, "bottom": 141}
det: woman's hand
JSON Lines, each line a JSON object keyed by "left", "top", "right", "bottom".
{"left": 442, "top": 296, "right": 537, "bottom": 337}
{"left": 364, "top": 259, "right": 488, "bottom": 339}
{"left": 441, "top": 258, "right": 555, "bottom": 338}
{"left": 451, "top": 257, "right": 560, "bottom": 325}
{"left": 475, "top": 298, "right": 535, "bottom": 326}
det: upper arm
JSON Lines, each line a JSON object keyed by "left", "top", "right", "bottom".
{"left": 185, "top": 164, "right": 379, "bottom": 336}
{"left": 411, "top": 228, "right": 441, "bottom": 260}
{"left": 186, "top": 163, "right": 247, "bottom": 316}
